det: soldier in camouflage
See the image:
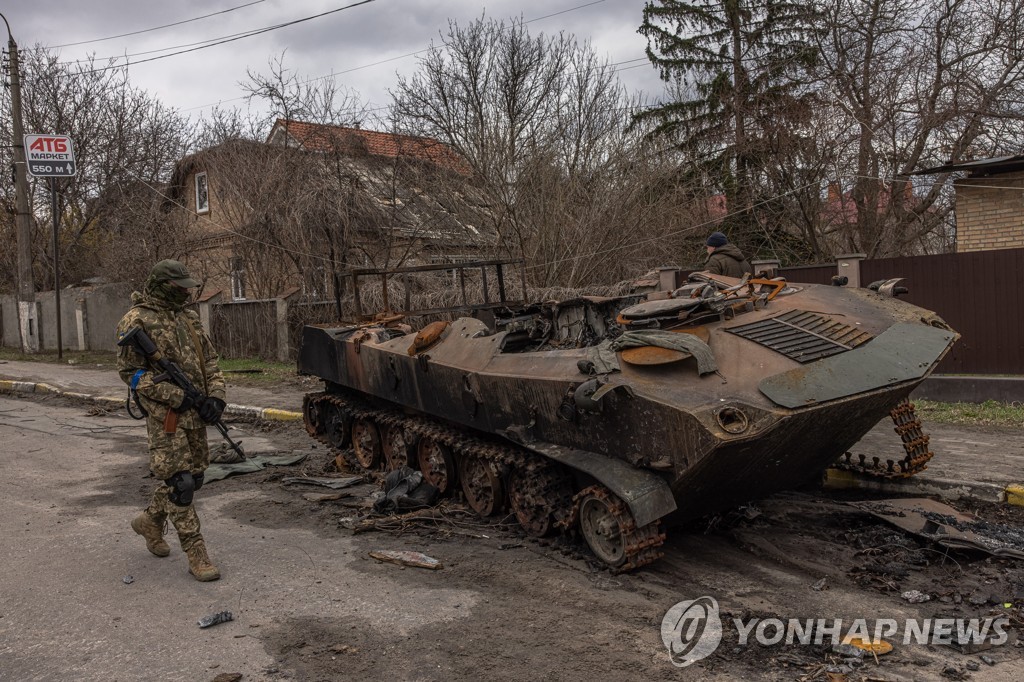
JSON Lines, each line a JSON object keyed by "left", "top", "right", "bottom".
{"left": 117, "top": 260, "right": 227, "bottom": 582}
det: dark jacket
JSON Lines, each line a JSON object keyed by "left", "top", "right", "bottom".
{"left": 705, "top": 244, "right": 753, "bottom": 278}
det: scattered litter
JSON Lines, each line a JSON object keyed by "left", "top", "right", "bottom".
{"left": 811, "top": 577, "right": 828, "bottom": 591}
{"left": 205, "top": 452, "right": 309, "bottom": 482}
{"left": 902, "top": 590, "right": 931, "bottom": 603}
{"left": 211, "top": 674, "right": 243, "bottom": 682}
{"left": 842, "top": 636, "right": 893, "bottom": 655}
{"left": 979, "top": 654, "right": 996, "bottom": 666}
{"left": 198, "top": 611, "right": 234, "bottom": 629}
{"left": 301, "top": 491, "right": 351, "bottom": 502}
{"left": 850, "top": 498, "right": 1024, "bottom": 559}
{"left": 330, "top": 644, "right": 359, "bottom": 655}
{"left": 966, "top": 660, "right": 980, "bottom": 671}
{"left": 825, "top": 666, "right": 849, "bottom": 682}
{"left": 122, "top": 575, "right": 134, "bottom": 585}
{"left": 368, "top": 550, "right": 443, "bottom": 570}
{"left": 831, "top": 642, "right": 865, "bottom": 659}
{"left": 498, "top": 542, "right": 524, "bottom": 550}
{"left": 372, "top": 466, "right": 438, "bottom": 513}
{"left": 281, "top": 475, "right": 363, "bottom": 490}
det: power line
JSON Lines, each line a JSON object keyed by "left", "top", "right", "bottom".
{"left": 74, "top": 0, "right": 378, "bottom": 77}
{"left": 181, "top": 0, "right": 612, "bottom": 114}
{"left": 48, "top": 0, "right": 267, "bottom": 49}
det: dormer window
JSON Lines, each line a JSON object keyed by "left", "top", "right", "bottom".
{"left": 195, "top": 171, "right": 210, "bottom": 214}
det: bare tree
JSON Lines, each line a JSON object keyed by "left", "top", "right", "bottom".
{"left": 393, "top": 16, "right": 705, "bottom": 287}
{"left": 0, "top": 47, "right": 194, "bottom": 291}
{"left": 804, "top": 0, "right": 1024, "bottom": 257}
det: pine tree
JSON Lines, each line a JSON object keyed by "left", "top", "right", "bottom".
{"left": 636, "top": 0, "right": 818, "bottom": 245}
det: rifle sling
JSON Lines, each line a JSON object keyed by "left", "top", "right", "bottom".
{"left": 183, "top": 317, "right": 209, "bottom": 394}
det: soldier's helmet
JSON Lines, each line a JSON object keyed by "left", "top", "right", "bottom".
{"left": 150, "top": 260, "right": 201, "bottom": 289}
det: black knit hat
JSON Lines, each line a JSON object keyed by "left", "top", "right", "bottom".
{"left": 706, "top": 231, "right": 728, "bottom": 248}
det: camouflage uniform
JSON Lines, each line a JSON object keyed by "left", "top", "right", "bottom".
{"left": 117, "top": 261, "right": 225, "bottom": 579}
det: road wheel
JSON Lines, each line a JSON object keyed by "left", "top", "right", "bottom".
{"left": 460, "top": 456, "right": 505, "bottom": 517}
{"left": 381, "top": 423, "right": 415, "bottom": 472}
{"left": 351, "top": 418, "right": 382, "bottom": 469}
{"left": 416, "top": 437, "right": 457, "bottom": 495}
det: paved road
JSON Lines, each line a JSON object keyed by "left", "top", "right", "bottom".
{"left": 2, "top": 394, "right": 1022, "bottom": 681}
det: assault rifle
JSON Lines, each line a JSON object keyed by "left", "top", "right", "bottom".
{"left": 117, "top": 325, "right": 245, "bottom": 460}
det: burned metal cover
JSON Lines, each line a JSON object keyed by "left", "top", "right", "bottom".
{"left": 726, "top": 309, "right": 872, "bottom": 363}
{"left": 759, "top": 323, "right": 957, "bottom": 408}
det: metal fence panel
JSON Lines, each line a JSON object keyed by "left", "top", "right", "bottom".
{"left": 862, "top": 247, "right": 1024, "bottom": 374}
{"left": 778, "top": 264, "right": 836, "bottom": 285}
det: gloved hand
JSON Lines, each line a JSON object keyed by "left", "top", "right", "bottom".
{"left": 198, "top": 397, "right": 226, "bottom": 424}
{"left": 177, "top": 393, "right": 196, "bottom": 412}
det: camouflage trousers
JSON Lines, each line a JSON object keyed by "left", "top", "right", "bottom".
{"left": 143, "top": 417, "right": 210, "bottom": 553}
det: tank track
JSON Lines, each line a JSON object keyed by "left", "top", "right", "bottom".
{"left": 304, "top": 390, "right": 665, "bottom": 570}
{"left": 567, "top": 485, "right": 666, "bottom": 573}
{"left": 833, "top": 398, "right": 934, "bottom": 479}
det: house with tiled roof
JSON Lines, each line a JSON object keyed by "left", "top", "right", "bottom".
{"left": 165, "top": 122, "right": 498, "bottom": 301}
{"left": 267, "top": 118, "right": 473, "bottom": 175}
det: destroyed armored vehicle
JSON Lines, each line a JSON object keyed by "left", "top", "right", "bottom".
{"left": 298, "top": 263, "right": 958, "bottom": 570}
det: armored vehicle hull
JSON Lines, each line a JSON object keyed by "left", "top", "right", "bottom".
{"left": 299, "top": 273, "right": 957, "bottom": 570}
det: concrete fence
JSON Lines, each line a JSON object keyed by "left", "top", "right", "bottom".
{"left": 0, "top": 283, "right": 133, "bottom": 352}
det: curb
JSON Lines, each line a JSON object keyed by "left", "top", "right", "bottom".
{"left": 823, "top": 468, "right": 1024, "bottom": 508}
{"left": 0, "top": 379, "right": 304, "bottom": 423}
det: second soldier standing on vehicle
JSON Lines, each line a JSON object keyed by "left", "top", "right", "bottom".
{"left": 703, "top": 231, "right": 753, "bottom": 278}
{"left": 116, "top": 260, "right": 227, "bottom": 582}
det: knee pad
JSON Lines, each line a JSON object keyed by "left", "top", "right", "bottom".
{"left": 193, "top": 472, "right": 204, "bottom": 492}
{"left": 165, "top": 471, "right": 195, "bottom": 507}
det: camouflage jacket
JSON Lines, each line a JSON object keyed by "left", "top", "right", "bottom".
{"left": 116, "top": 291, "right": 226, "bottom": 430}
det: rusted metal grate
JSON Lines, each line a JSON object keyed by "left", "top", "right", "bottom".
{"left": 726, "top": 309, "right": 873, "bottom": 363}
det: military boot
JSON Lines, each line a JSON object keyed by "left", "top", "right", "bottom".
{"left": 185, "top": 540, "right": 221, "bottom": 582}
{"left": 131, "top": 511, "right": 170, "bottom": 557}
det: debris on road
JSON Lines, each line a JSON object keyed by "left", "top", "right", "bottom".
{"left": 902, "top": 589, "right": 931, "bottom": 603}
{"left": 811, "top": 577, "right": 828, "bottom": 591}
{"left": 280, "top": 475, "right": 362, "bottom": 490}
{"left": 210, "top": 674, "right": 243, "bottom": 682}
{"left": 850, "top": 498, "right": 1024, "bottom": 559}
{"left": 204, "top": 452, "right": 309, "bottom": 482}
{"left": 197, "top": 611, "right": 234, "bottom": 629}
{"left": 122, "top": 575, "right": 134, "bottom": 585}
{"left": 843, "top": 636, "right": 893, "bottom": 655}
{"left": 372, "top": 466, "right": 438, "bottom": 513}
{"left": 368, "top": 550, "right": 443, "bottom": 570}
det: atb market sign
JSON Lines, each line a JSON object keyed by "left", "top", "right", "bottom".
{"left": 24, "top": 134, "right": 77, "bottom": 177}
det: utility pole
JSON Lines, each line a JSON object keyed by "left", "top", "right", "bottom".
{"left": 2, "top": 13, "right": 39, "bottom": 352}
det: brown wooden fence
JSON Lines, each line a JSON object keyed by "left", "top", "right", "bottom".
{"left": 209, "top": 299, "right": 280, "bottom": 360}
{"left": 861, "top": 248, "right": 1024, "bottom": 374}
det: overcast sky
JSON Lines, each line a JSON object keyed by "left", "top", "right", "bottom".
{"left": 5, "top": 0, "right": 667, "bottom": 128}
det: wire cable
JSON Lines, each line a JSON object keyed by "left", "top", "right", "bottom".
{"left": 180, "top": 0, "right": 611, "bottom": 114}
{"left": 74, "top": 0, "right": 377, "bottom": 76}
{"left": 48, "top": 0, "right": 266, "bottom": 49}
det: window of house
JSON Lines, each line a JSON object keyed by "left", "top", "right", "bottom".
{"left": 230, "top": 256, "right": 247, "bottom": 300}
{"left": 195, "top": 172, "right": 210, "bottom": 214}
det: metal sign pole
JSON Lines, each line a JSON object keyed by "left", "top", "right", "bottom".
{"left": 51, "top": 176, "right": 62, "bottom": 360}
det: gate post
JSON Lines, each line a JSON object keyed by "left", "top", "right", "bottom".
{"left": 836, "top": 253, "right": 866, "bottom": 288}
{"left": 275, "top": 297, "right": 290, "bottom": 362}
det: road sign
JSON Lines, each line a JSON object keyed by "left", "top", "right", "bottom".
{"left": 24, "top": 134, "right": 77, "bottom": 177}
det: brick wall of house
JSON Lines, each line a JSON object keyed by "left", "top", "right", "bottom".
{"left": 955, "top": 171, "right": 1024, "bottom": 252}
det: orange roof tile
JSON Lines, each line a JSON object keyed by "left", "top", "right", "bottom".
{"left": 269, "top": 119, "right": 472, "bottom": 175}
